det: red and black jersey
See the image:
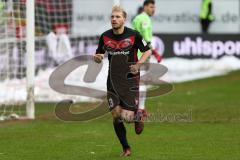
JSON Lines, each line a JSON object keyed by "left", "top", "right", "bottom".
{"left": 96, "top": 27, "right": 150, "bottom": 63}
{"left": 96, "top": 27, "right": 150, "bottom": 111}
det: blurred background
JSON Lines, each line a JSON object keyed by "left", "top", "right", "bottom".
{"left": 0, "top": 0, "right": 240, "bottom": 105}
{"left": 0, "top": 0, "right": 239, "bottom": 159}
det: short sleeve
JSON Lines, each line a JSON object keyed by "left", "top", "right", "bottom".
{"left": 96, "top": 34, "right": 105, "bottom": 54}
{"left": 135, "top": 31, "right": 151, "bottom": 52}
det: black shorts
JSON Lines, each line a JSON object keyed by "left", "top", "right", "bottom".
{"left": 107, "top": 74, "right": 139, "bottom": 112}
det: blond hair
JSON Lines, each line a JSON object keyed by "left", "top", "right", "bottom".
{"left": 112, "top": 5, "right": 127, "bottom": 18}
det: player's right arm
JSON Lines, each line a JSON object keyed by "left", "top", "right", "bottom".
{"left": 94, "top": 34, "right": 105, "bottom": 63}
{"left": 129, "top": 31, "right": 151, "bottom": 74}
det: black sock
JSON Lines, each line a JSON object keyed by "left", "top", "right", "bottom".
{"left": 113, "top": 120, "right": 130, "bottom": 150}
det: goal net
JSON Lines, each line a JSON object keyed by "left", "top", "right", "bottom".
{"left": 0, "top": 0, "right": 121, "bottom": 121}
{"left": 0, "top": 0, "right": 74, "bottom": 121}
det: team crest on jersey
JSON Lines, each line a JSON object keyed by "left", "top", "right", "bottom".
{"left": 142, "top": 21, "right": 149, "bottom": 29}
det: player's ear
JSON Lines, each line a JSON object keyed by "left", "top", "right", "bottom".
{"left": 123, "top": 11, "right": 127, "bottom": 22}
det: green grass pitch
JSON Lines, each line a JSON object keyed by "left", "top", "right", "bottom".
{"left": 0, "top": 71, "right": 240, "bottom": 160}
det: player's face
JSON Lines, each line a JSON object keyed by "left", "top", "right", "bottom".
{"left": 111, "top": 11, "right": 125, "bottom": 30}
{"left": 145, "top": 3, "right": 155, "bottom": 16}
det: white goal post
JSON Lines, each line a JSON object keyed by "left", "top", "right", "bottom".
{"left": 0, "top": 0, "right": 123, "bottom": 121}
{"left": 0, "top": 0, "right": 36, "bottom": 120}
{"left": 26, "top": 0, "right": 35, "bottom": 119}
{"left": 0, "top": 0, "right": 74, "bottom": 121}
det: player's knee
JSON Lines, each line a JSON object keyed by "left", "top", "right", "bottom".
{"left": 121, "top": 109, "right": 134, "bottom": 123}
{"left": 111, "top": 106, "right": 122, "bottom": 119}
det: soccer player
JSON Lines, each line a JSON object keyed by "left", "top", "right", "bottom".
{"left": 132, "top": 0, "right": 161, "bottom": 134}
{"left": 94, "top": 5, "right": 151, "bottom": 157}
{"left": 132, "top": 0, "right": 161, "bottom": 63}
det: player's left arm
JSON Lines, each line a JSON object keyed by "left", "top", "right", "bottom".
{"left": 137, "top": 49, "right": 151, "bottom": 64}
{"left": 130, "top": 32, "right": 151, "bottom": 74}
{"left": 130, "top": 49, "right": 151, "bottom": 74}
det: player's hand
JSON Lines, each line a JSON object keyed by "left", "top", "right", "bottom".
{"left": 94, "top": 54, "right": 104, "bottom": 63}
{"left": 129, "top": 64, "right": 140, "bottom": 75}
{"left": 152, "top": 49, "right": 162, "bottom": 63}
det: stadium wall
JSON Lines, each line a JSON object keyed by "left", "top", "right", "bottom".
{"left": 72, "top": 0, "right": 240, "bottom": 35}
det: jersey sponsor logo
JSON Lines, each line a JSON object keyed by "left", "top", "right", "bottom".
{"left": 107, "top": 51, "right": 130, "bottom": 55}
